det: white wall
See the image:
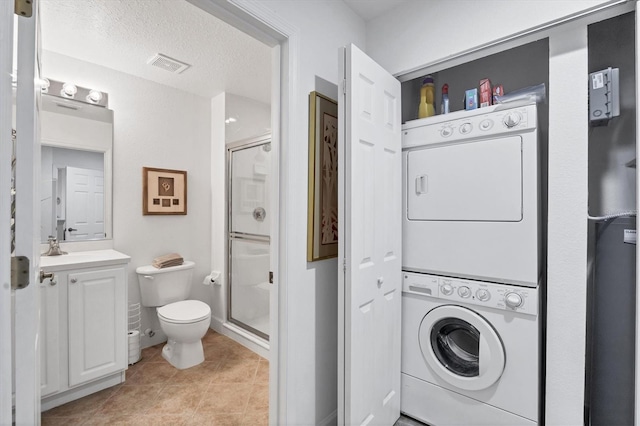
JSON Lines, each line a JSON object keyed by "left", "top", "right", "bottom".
{"left": 225, "top": 93, "right": 271, "bottom": 143}
{"left": 210, "top": 92, "right": 226, "bottom": 329}
{"left": 42, "top": 51, "right": 213, "bottom": 348}
{"left": 366, "top": 0, "right": 616, "bottom": 76}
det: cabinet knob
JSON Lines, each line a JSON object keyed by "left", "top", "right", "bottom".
{"left": 70, "top": 278, "right": 78, "bottom": 284}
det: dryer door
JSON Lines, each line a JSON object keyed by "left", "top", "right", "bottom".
{"left": 419, "top": 305, "right": 505, "bottom": 391}
{"left": 406, "top": 136, "right": 523, "bottom": 222}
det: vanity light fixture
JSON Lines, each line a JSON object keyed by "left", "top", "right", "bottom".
{"left": 86, "top": 89, "right": 103, "bottom": 104}
{"left": 41, "top": 78, "right": 109, "bottom": 107}
{"left": 61, "top": 82, "right": 78, "bottom": 98}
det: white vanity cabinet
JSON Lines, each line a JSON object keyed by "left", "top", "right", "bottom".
{"left": 39, "top": 250, "right": 130, "bottom": 411}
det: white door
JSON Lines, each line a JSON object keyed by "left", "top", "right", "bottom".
{"left": 4, "top": 0, "right": 42, "bottom": 424}
{"left": 338, "top": 44, "right": 402, "bottom": 425}
{"left": 65, "top": 166, "right": 105, "bottom": 240}
{"left": 0, "top": 3, "right": 15, "bottom": 424}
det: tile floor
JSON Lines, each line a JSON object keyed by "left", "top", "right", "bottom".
{"left": 42, "top": 330, "right": 268, "bottom": 426}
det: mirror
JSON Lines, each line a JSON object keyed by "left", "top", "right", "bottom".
{"left": 40, "top": 94, "right": 113, "bottom": 243}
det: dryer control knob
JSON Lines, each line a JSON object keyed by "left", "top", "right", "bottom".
{"left": 459, "top": 123, "right": 472, "bottom": 134}
{"left": 458, "top": 286, "right": 471, "bottom": 298}
{"left": 505, "top": 292, "right": 523, "bottom": 308}
{"left": 441, "top": 283, "right": 454, "bottom": 296}
{"left": 503, "top": 112, "right": 522, "bottom": 128}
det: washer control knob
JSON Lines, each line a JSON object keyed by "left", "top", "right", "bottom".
{"left": 505, "top": 292, "right": 523, "bottom": 308}
{"left": 503, "top": 112, "right": 522, "bottom": 128}
{"left": 459, "top": 123, "right": 472, "bottom": 134}
{"left": 476, "top": 289, "right": 490, "bottom": 302}
{"left": 441, "top": 283, "right": 454, "bottom": 296}
{"left": 440, "top": 127, "right": 453, "bottom": 138}
{"left": 458, "top": 286, "right": 471, "bottom": 298}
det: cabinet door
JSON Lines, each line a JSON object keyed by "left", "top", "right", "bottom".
{"left": 40, "top": 274, "right": 60, "bottom": 397}
{"left": 68, "top": 267, "right": 126, "bottom": 387}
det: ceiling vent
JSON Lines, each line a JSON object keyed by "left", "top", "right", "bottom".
{"left": 147, "top": 53, "right": 191, "bottom": 74}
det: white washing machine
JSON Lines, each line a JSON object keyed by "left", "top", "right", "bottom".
{"left": 402, "top": 103, "right": 540, "bottom": 287}
{"left": 401, "top": 271, "right": 539, "bottom": 425}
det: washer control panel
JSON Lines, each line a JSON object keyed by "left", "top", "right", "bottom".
{"left": 402, "top": 271, "right": 538, "bottom": 316}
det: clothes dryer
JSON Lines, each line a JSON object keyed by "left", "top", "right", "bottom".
{"left": 402, "top": 103, "right": 540, "bottom": 287}
{"left": 401, "top": 271, "right": 539, "bottom": 425}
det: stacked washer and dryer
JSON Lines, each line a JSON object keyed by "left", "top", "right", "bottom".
{"left": 401, "top": 102, "right": 542, "bottom": 425}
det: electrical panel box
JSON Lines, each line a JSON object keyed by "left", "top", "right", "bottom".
{"left": 589, "top": 67, "right": 620, "bottom": 125}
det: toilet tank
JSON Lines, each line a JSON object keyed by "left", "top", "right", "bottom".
{"left": 136, "top": 261, "right": 195, "bottom": 307}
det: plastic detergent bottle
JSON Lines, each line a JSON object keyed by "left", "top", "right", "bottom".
{"left": 441, "top": 84, "right": 450, "bottom": 114}
{"left": 418, "top": 76, "right": 435, "bottom": 118}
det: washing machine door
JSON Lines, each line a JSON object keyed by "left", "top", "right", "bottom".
{"left": 419, "top": 305, "right": 505, "bottom": 391}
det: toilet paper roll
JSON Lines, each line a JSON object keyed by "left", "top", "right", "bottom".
{"left": 128, "top": 330, "right": 141, "bottom": 365}
{"left": 203, "top": 270, "right": 221, "bottom": 286}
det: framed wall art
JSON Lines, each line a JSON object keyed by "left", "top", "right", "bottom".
{"left": 307, "top": 91, "right": 338, "bottom": 261}
{"left": 142, "top": 167, "right": 187, "bottom": 215}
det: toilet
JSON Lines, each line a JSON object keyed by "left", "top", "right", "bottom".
{"left": 136, "top": 261, "right": 211, "bottom": 369}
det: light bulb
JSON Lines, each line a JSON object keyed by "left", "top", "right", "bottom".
{"left": 87, "top": 90, "right": 103, "bottom": 103}
{"left": 61, "top": 82, "right": 77, "bottom": 98}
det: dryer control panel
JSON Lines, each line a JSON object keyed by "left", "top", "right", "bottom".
{"left": 402, "top": 103, "right": 537, "bottom": 150}
{"left": 402, "top": 271, "right": 538, "bottom": 316}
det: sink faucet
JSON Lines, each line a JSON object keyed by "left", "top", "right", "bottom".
{"left": 42, "top": 236, "right": 67, "bottom": 256}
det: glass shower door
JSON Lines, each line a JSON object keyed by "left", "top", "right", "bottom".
{"left": 228, "top": 137, "right": 271, "bottom": 339}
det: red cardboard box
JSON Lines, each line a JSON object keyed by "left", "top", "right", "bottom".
{"left": 479, "top": 78, "right": 491, "bottom": 107}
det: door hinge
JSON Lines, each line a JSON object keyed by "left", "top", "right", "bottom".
{"left": 342, "top": 79, "right": 347, "bottom": 95}
{"left": 11, "top": 256, "right": 30, "bottom": 290}
{"left": 343, "top": 258, "right": 346, "bottom": 273}
{"left": 269, "top": 271, "right": 274, "bottom": 284}
{"left": 14, "top": 0, "right": 33, "bottom": 17}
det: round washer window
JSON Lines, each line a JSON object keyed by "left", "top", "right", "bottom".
{"left": 431, "top": 318, "right": 480, "bottom": 377}
{"left": 419, "top": 305, "right": 505, "bottom": 391}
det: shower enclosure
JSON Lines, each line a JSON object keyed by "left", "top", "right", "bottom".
{"left": 227, "top": 135, "right": 271, "bottom": 340}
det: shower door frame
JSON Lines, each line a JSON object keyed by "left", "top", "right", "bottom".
{"left": 227, "top": 134, "right": 272, "bottom": 341}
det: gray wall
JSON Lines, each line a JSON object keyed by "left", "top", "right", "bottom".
{"left": 588, "top": 12, "right": 636, "bottom": 216}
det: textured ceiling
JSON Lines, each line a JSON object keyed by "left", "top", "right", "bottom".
{"left": 344, "top": 0, "right": 411, "bottom": 22}
{"left": 39, "top": 0, "right": 272, "bottom": 103}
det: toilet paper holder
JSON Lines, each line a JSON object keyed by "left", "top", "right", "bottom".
{"left": 203, "top": 271, "right": 221, "bottom": 286}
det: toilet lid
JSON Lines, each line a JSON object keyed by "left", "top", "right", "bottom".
{"left": 157, "top": 300, "right": 211, "bottom": 324}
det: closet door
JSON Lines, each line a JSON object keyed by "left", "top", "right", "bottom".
{"left": 338, "top": 43, "right": 402, "bottom": 426}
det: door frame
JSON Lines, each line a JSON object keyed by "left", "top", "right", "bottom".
{"left": 187, "top": 0, "right": 298, "bottom": 423}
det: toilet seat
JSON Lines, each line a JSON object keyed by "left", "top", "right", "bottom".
{"left": 157, "top": 300, "right": 211, "bottom": 324}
